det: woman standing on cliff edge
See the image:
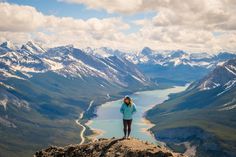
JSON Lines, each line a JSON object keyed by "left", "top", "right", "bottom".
{"left": 120, "top": 96, "right": 137, "bottom": 139}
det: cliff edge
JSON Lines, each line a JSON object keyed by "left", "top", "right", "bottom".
{"left": 34, "top": 138, "right": 185, "bottom": 157}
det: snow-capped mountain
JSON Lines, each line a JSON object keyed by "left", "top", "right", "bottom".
{"left": 1, "top": 41, "right": 235, "bottom": 157}
{"left": 0, "top": 44, "right": 48, "bottom": 77}
{"left": 197, "top": 58, "right": 236, "bottom": 91}
{"left": 0, "top": 41, "right": 150, "bottom": 87}
{"left": 21, "top": 41, "right": 46, "bottom": 54}
{"left": 120, "top": 47, "right": 236, "bottom": 84}
{"left": 0, "top": 41, "right": 17, "bottom": 51}
{"left": 83, "top": 47, "right": 127, "bottom": 58}
{"left": 1, "top": 41, "right": 235, "bottom": 87}
{"left": 146, "top": 59, "right": 236, "bottom": 157}
{"left": 87, "top": 46, "right": 236, "bottom": 69}
{"left": 0, "top": 41, "right": 155, "bottom": 156}
{"left": 125, "top": 47, "right": 236, "bottom": 69}
{"left": 0, "top": 41, "right": 158, "bottom": 155}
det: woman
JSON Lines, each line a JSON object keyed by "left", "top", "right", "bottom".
{"left": 120, "top": 96, "right": 137, "bottom": 139}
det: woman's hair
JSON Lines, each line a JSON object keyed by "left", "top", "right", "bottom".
{"left": 124, "top": 96, "right": 132, "bottom": 106}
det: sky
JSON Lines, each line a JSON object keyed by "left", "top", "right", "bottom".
{"left": 0, "top": 0, "right": 236, "bottom": 53}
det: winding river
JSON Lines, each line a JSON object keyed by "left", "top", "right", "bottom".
{"left": 86, "top": 85, "right": 188, "bottom": 144}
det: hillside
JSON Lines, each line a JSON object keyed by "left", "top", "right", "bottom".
{"left": 34, "top": 138, "right": 185, "bottom": 157}
{"left": 1, "top": 41, "right": 236, "bottom": 156}
{"left": 146, "top": 59, "right": 236, "bottom": 157}
{"left": 0, "top": 41, "right": 154, "bottom": 157}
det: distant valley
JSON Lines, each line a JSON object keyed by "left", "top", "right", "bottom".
{"left": 0, "top": 41, "right": 236, "bottom": 157}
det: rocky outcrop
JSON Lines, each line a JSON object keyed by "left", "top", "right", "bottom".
{"left": 35, "top": 138, "right": 185, "bottom": 157}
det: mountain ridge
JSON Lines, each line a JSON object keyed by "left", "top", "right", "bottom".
{"left": 2, "top": 41, "right": 236, "bottom": 86}
{"left": 146, "top": 58, "right": 236, "bottom": 157}
{"left": 1, "top": 41, "right": 236, "bottom": 156}
{"left": 0, "top": 41, "right": 151, "bottom": 88}
{"left": 196, "top": 58, "right": 236, "bottom": 90}
{"left": 0, "top": 41, "right": 154, "bottom": 157}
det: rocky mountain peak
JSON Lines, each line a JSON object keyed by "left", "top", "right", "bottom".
{"left": 34, "top": 138, "right": 184, "bottom": 157}
{"left": 0, "top": 41, "right": 16, "bottom": 50}
{"left": 198, "top": 58, "right": 236, "bottom": 90}
{"left": 215, "top": 52, "right": 236, "bottom": 61}
{"left": 141, "top": 47, "right": 153, "bottom": 56}
{"left": 21, "top": 41, "right": 46, "bottom": 54}
{"left": 169, "top": 50, "right": 186, "bottom": 58}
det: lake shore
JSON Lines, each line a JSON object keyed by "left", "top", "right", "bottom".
{"left": 76, "top": 84, "right": 189, "bottom": 145}
{"left": 86, "top": 116, "right": 158, "bottom": 143}
{"left": 84, "top": 85, "right": 189, "bottom": 144}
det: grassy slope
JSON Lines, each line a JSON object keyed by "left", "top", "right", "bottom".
{"left": 1, "top": 69, "right": 156, "bottom": 156}
{"left": 0, "top": 108, "right": 81, "bottom": 157}
{"left": 146, "top": 86, "right": 236, "bottom": 156}
{"left": 0, "top": 71, "right": 129, "bottom": 157}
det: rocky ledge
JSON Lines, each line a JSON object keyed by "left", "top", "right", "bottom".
{"left": 34, "top": 138, "right": 185, "bottom": 157}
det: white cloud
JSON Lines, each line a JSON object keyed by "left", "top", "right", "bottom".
{"left": 0, "top": 2, "right": 130, "bottom": 49}
{"left": 58, "top": 0, "right": 145, "bottom": 14}
{"left": 0, "top": 1, "right": 236, "bottom": 53}
{"left": 60, "top": 0, "right": 236, "bottom": 31}
{"left": 0, "top": 3, "right": 45, "bottom": 32}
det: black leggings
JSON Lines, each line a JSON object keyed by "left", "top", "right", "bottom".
{"left": 123, "top": 119, "right": 132, "bottom": 137}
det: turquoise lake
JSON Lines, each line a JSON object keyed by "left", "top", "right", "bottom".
{"left": 88, "top": 85, "right": 188, "bottom": 144}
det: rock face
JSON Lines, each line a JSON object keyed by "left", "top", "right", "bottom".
{"left": 34, "top": 138, "right": 184, "bottom": 157}
{"left": 197, "top": 58, "right": 236, "bottom": 90}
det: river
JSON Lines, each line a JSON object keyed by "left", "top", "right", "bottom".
{"left": 87, "top": 85, "right": 188, "bottom": 144}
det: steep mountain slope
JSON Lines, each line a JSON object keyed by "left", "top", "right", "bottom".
{"left": 0, "top": 42, "right": 150, "bottom": 88}
{"left": 197, "top": 59, "right": 236, "bottom": 90}
{"left": 1, "top": 41, "right": 235, "bottom": 156}
{"left": 135, "top": 49, "right": 236, "bottom": 86}
{"left": 0, "top": 41, "right": 153, "bottom": 157}
{"left": 85, "top": 46, "right": 236, "bottom": 87}
{"left": 147, "top": 59, "right": 236, "bottom": 157}
{"left": 35, "top": 138, "right": 185, "bottom": 157}
{"left": 21, "top": 41, "right": 46, "bottom": 54}
{"left": 0, "top": 81, "right": 83, "bottom": 157}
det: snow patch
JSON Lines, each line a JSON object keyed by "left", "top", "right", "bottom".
{"left": 170, "top": 58, "right": 182, "bottom": 66}
{"left": 106, "top": 93, "right": 110, "bottom": 99}
{"left": 43, "top": 58, "right": 64, "bottom": 70}
{"left": 219, "top": 99, "right": 236, "bottom": 111}
{"left": 225, "top": 66, "right": 236, "bottom": 76}
{"left": 0, "top": 97, "right": 8, "bottom": 110}
{"left": 217, "top": 61, "right": 225, "bottom": 66}
{"left": 12, "top": 65, "right": 44, "bottom": 73}
{"left": 0, "top": 82, "right": 15, "bottom": 90}
{"left": 0, "top": 117, "right": 17, "bottom": 128}
{"left": 0, "top": 69, "right": 25, "bottom": 80}
{"left": 131, "top": 74, "right": 145, "bottom": 83}
{"left": 217, "top": 79, "right": 236, "bottom": 96}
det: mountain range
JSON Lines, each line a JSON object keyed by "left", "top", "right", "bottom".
{"left": 84, "top": 46, "right": 236, "bottom": 87}
{"left": 0, "top": 41, "right": 153, "bottom": 157}
{"left": 147, "top": 58, "right": 236, "bottom": 157}
{"left": 1, "top": 41, "right": 236, "bottom": 85}
{"left": 0, "top": 41, "right": 236, "bottom": 157}
{"left": 0, "top": 41, "right": 150, "bottom": 87}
